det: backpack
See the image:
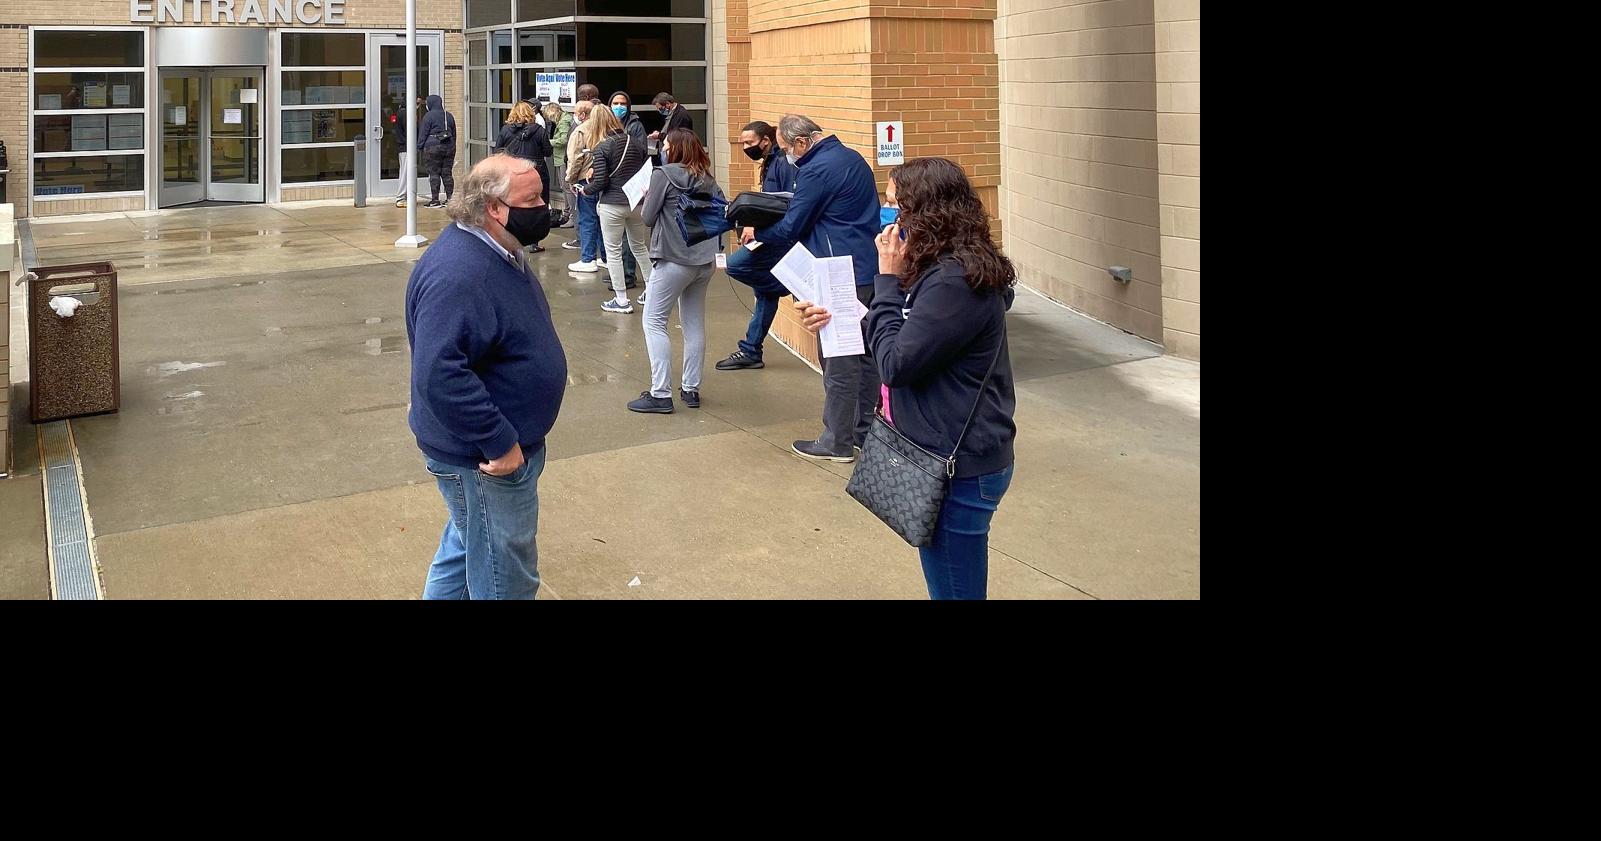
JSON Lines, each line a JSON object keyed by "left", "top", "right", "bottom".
{"left": 507, "top": 122, "right": 544, "bottom": 160}
{"left": 677, "top": 183, "right": 733, "bottom": 247}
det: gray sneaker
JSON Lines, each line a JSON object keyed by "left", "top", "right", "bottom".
{"left": 791, "top": 439, "right": 855, "bottom": 463}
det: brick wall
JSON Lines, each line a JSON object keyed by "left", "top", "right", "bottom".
{"left": 996, "top": 0, "right": 1164, "bottom": 343}
{"left": 1155, "top": 0, "right": 1197, "bottom": 360}
{"left": 743, "top": 0, "right": 1001, "bottom": 364}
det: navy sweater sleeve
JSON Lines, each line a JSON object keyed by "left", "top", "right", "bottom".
{"left": 408, "top": 277, "right": 520, "bottom": 461}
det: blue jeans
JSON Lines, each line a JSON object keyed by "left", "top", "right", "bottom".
{"left": 919, "top": 464, "right": 1015, "bottom": 600}
{"left": 576, "top": 187, "right": 603, "bottom": 263}
{"left": 422, "top": 444, "right": 546, "bottom": 600}
{"left": 725, "top": 243, "right": 788, "bottom": 358}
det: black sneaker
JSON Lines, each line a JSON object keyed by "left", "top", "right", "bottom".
{"left": 562, "top": 239, "right": 582, "bottom": 250}
{"left": 628, "top": 391, "right": 674, "bottom": 414}
{"left": 679, "top": 388, "right": 700, "bottom": 408}
{"left": 791, "top": 439, "right": 855, "bottom": 463}
{"left": 715, "top": 350, "right": 765, "bottom": 371}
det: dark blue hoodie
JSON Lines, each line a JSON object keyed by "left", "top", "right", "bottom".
{"left": 416, "top": 94, "right": 456, "bottom": 151}
{"left": 755, "top": 135, "right": 881, "bottom": 286}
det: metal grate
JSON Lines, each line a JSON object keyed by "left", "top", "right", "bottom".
{"left": 39, "top": 421, "right": 101, "bottom": 600}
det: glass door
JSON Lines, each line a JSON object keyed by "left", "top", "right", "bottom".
{"left": 208, "top": 67, "right": 264, "bottom": 202}
{"left": 369, "top": 32, "right": 443, "bottom": 199}
{"left": 159, "top": 70, "right": 203, "bottom": 207}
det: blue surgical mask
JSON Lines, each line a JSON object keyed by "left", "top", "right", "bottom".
{"left": 659, "top": 106, "right": 673, "bottom": 117}
{"left": 880, "top": 206, "right": 898, "bottom": 228}
{"left": 612, "top": 105, "right": 628, "bottom": 119}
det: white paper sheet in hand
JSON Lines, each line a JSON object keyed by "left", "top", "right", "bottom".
{"left": 771, "top": 241, "right": 817, "bottom": 301}
{"left": 816, "top": 256, "right": 866, "bottom": 358}
{"left": 622, "top": 158, "right": 653, "bottom": 209}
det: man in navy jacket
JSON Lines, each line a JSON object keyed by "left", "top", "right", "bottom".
{"left": 748, "top": 114, "right": 882, "bottom": 462}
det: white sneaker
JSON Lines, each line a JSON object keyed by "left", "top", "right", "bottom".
{"left": 568, "top": 260, "right": 600, "bottom": 273}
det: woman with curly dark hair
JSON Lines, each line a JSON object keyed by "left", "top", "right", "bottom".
{"left": 797, "top": 157, "right": 1017, "bottom": 600}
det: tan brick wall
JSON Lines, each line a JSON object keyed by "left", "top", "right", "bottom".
{"left": 711, "top": 0, "right": 730, "bottom": 191}
{"left": 2, "top": 27, "right": 30, "bottom": 219}
{"left": 33, "top": 195, "right": 147, "bottom": 216}
{"left": 747, "top": 0, "right": 1000, "bottom": 365}
{"left": 996, "top": 0, "right": 1164, "bottom": 343}
{"left": 280, "top": 183, "right": 352, "bottom": 201}
{"left": 1155, "top": 0, "right": 1197, "bottom": 360}
{"left": 0, "top": 2, "right": 465, "bottom": 217}
{"left": 723, "top": 0, "right": 759, "bottom": 191}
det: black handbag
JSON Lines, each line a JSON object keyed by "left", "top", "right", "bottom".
{"left": 846, "top": 329, "right": 1005, "bottom": 547}
{"left": 725, "top": 190, "right": 791, "bottom": 228}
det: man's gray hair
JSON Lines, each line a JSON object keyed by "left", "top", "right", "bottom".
{"left": 447, "top": 153, "right": 535, "bottom": 228}
{"left": 778, "top": 114, "right": 823, "bottom": 144}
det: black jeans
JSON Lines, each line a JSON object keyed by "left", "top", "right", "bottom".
{"left": 424, "top": 144, "right": 455, "bottom": 201}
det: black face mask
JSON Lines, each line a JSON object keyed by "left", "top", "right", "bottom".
{"left": 742, "top": 145, "right": 764, "bottom": 161}
{"left": 504, "top": 204, "right": 550, "bottom": 247}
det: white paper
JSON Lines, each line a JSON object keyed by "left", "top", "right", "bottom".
{"left": 622, "top": 158, "right": 653, "bottom": 210}
{"left": 49, "top": 296, "right": 82, "bottom": 318}
{"left": 173, "top": 106, "right": 187, "bottom": 125}
{"left": 240, "top": 88, "right": 258, "bottom": 104}
{"left": 112, "top": 85, "right": 132, "bottom": 106}
{"left": 771, "top": 242, "right": 817, "bottom": 302}
{"left": 39, "top": 94, "right": 62, "bottom": 110}
{"left": 223, "top": 108, "right": 243, "bottom": 125}
{"left": 743, "top": 241, "right": 763, "bottom": 252}
{"left": 715, "top": 252, "right": 727, "bottom": 269}
{"left": 816, "top": 256, "right": 866, "bottom": 358}
{"left": 536, "top": 73, "right": 555, "bottom": 102}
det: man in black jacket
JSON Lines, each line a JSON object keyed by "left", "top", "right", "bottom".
{"left": 649, "top": 92, "right": 693, "bottom": 165}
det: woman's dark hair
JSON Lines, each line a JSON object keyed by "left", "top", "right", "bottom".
{"left": 890, "top": 157, "right": 1015, "bottom": 293}
{"left": 744, "top": 120, "right": 776, "bottom": 179}
{"left": 665, "top": 128, "right": 710, "bottom": 178}
{"left": 743, "top": 120, "right": 775, "bottom": 143}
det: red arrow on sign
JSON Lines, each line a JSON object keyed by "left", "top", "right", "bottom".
{"left": 885, "top": 125, "right": 895, "bottom": 142}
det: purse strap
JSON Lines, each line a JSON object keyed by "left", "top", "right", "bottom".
{"left": 945, "top": 303, "right": 1007, "bottom": 478}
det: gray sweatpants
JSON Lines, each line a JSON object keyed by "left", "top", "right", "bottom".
{"left": 644, "top": 260, "right": 714, "bottom": 398}
{"left": 597, "top": 202, "right": 653, "bottom": 296}
{"left": 818, "top": 283, "right": 881, "bottom": 453}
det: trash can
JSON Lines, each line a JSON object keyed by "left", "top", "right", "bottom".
{"left": 27, "top": 261, "right": 120, "bottom": 423}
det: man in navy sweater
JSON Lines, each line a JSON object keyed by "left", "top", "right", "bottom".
{"left": 406, "top": 154, "right": 566, "bottom": 599}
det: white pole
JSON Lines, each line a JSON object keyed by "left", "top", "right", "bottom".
{"left": 395, "top": 0, "right": 428, "bottom": 248}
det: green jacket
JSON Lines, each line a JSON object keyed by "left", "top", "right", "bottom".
{"left": 548, "top": 111, "right": 574, "bottom": 156}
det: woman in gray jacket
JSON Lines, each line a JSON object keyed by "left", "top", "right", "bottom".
{"left": 628, "top": 129, "right": 725, "bottom": 414}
